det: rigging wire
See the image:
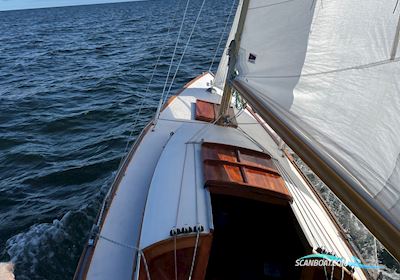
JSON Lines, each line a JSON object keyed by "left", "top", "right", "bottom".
{"left": 163, "top": 0, "right": 208, "bottom": 105}
{"left": 96, "top": 3, "right": 183, "bottom": 227}
{"left": 188, "top": 144, "right": 201, "bottom": 280}
{"left": 173, "top": 144, "right": 189, "bottom": 280}
{"left": 154, "top": 0, "right": 192, "bottom": 123}
{"left": 94, "top": 0, "right": 185, "bottom": 229}
{"left": 238, "top": 118, "right": 344, "bottom": 255}
{"left": 98, "top": 235, "right": 151, "bottom": 280}
{"left": 116, "top": 0, "right": 184, "bottom": 173}
{"left": 208, "top": 0, "right": 237, "bottom": 72}
{"left": 92, "top": 1, "right": 186, "bottom": 275}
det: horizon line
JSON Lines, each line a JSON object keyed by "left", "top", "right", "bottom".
{"left": 0, "top": 0, "right": 148, "bottom": 12}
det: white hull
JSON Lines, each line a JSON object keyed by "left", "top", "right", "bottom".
{"left": 74, "top": 73, "right": 369, "bottom": 280}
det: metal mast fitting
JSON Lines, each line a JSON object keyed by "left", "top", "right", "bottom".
{"left": 217, "top": 0, "right": 250, "bottom": 125}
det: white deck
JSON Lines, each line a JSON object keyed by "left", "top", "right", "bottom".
{"left": 85, "top": 73, "right": 367, "bottom": 280}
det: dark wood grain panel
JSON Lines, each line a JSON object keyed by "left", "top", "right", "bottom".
{"left": 139, "top": 234, "right": 213, "bottom": 280}
{"left": 239, "top": 149, "right": 275, "bottom": 170}
{"left": 195, "top": 100, "right": 215, "bottom": 122}
{"left": 202, "top": 142, "right": 237, "bottom": 163}
{"left": 204, "top": 161, "right": 243, "bottom": 184}
{"left": 202, "top": 142, "right": 292, "bottom": 205}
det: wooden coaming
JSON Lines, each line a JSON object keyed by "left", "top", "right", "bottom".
{"left": 161, "top": 72, "right": 211, "bottom": 112}
{"left": 138, "top": 234, "right": 213, "bottom": 280}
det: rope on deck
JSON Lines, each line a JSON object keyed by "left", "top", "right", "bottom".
{"left": 98, "top": 234, "right": 151, "bottom": 280}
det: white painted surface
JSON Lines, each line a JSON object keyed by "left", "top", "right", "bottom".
{"left": 86, "top": 72, "right": 367, "bottom": 280}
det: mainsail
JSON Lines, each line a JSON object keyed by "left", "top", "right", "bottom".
{"left": 227, "top": 0, "right": 400, "bottom": 260}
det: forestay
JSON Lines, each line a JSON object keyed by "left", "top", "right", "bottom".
{"left": 231, "top": 0, "right": 400, "bottom": 259}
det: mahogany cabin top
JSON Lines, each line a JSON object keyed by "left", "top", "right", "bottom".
{"left": 202, "top": 142, "right": 293, "bottom": 205}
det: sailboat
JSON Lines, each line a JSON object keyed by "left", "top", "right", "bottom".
{"left": 74, "top": 0, "right": 400, "bottom": 279}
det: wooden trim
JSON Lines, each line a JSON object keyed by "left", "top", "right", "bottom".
{"left": 161, "top": 72, "right": 211, "bottom": 112}
{"left": 206, "top": 181, "right": 292, "bottom": 205}
{"left": 138, "top": 234, "right": 213, "bottom": 280}
{"left": 142, "top": 234, "right": 211, "bottom": 260}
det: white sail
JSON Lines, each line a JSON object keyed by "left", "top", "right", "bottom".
{"left": 214, "top": 0, "right": 242, "bottom": 89}
{"left": 233, "top": 0, "right": 400, "bottom": 258}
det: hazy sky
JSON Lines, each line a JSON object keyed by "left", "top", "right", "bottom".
{"left": 0, "top": 0, "right": 142, "bottom": 11}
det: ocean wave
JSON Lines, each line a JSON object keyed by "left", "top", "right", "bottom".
{"left": 6, "top": 210, "right": 88, "bottom": 280}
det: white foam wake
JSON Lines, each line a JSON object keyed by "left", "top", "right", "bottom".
{"left": 0, "top": 262, "right": 15, "bottom": 280}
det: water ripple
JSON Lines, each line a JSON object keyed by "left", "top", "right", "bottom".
{"left": 1, "top": 1, "right": 398, "bottom": 279}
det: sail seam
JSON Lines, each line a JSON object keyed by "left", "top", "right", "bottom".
{"left": 241, "top": 57, "right": 400, "bottom": 79}
{"left": 248, "top": 0, "right": 295, "bottom": 10}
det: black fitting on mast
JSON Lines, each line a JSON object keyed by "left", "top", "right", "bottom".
{"left": 217, "top": 0, "right": 250, "bottom": 125}
{"left": 217, "top": 40, "right": 237, "bottom": 125}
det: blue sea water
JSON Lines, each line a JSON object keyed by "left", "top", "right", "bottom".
{"left": 0, "top": 1, "right": 399, "bottom": 280}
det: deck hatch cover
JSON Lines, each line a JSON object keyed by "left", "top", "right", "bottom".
{"left": 202, "top": 142, "right": 292, "bottom": 204}
{"left": 195, "top": 99, "right": 237, "bottom": 127}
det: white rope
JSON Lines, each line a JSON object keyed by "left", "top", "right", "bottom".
{"left": 174, "top": 234, "right": 178, "bottom": 280}
{"left": 341, "top": 266, "right": 345, "bottom": 280}
{"left": 175, "top": 145, "right": 189, "bottom": 228}
{"left": 188, "top": 144, "right": 201, "bottom": 280}
{"left": 99, "top": 235, "right": 151, "bottom": 280}
{"left": 193, "top": 144, "right": 199, "bottom": 224}
{"left": 279, "top": 160, "right": 340, "bottom": 252}
{"left": 323, "top": 265, "right": 329, "bottom": 280}
{"left": 154, "top": 0, "right": 192, "bottom": 123}
{"left": 163, "top": 0, "right": 208, "bottom": 104}
{"left": 186, "top": 114, "right": 222, "bottom": 144}
{"left": 172, "top": 144, "right": 189, "bottom": 280}
{"left": 209, "top": 0, "right": 237, "bottom": 72}
{"left": 188, "top": 230, "right": 201, "bottom": 280}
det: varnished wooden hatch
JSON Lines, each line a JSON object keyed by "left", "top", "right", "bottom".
{"left": 202, "top": 142, "right": 292, "bottom": 205}
{"left": 195, "top": 99, "right": 237, "bottom": 127}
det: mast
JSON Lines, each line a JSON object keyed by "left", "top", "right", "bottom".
{"left": 217, "top": 0, "right": 250, "bottom": 124}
